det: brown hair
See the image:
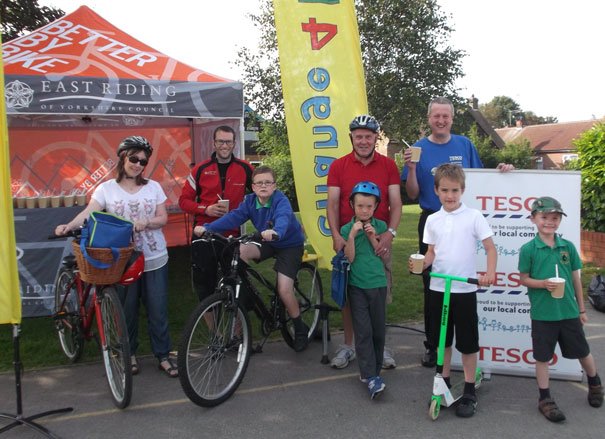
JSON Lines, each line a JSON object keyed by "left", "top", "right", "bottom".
{"left": 434, "top": 163, "right": 465, "bottom": 190}
{"left": 252, "top": 165, "right": 276, "bottom": 182}
{"left": 116, "top": 148, "right": 150, "bottom": 186}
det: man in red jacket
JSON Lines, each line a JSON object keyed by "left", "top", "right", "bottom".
{"left": 179, "top": 125, "right": 253, "bottom": 301}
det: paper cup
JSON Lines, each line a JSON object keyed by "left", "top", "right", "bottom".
{"left": 410, "top": 146, "right": 422, "bottom": 163}
{"left": 50, "top": 195, "right": 62, "bottom": 208}
{"left": 549, "top": 277, "right": 565, "bottom": 299}
{"left": 16, "top": 197, "right": 26, "bottom": 209}
{"left": 76, "top": 194, "right": 87, "bottom": 206}
{"left": 409, "top": 253, "right": 425, "bottom": 274}
{"left": 25, "top": 197, "right": 37, "bottom": 209}
{"left": 218, "top": 199, "right": 230, "bottom": 211}
{"left": 38, "top": 196, "right": 50, "bottom": 208}
{"left": 63, "top": 194, "right": 75, "bottom": 207}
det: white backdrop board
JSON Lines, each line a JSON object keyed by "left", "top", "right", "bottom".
{"left": 452, "top": 169, "right": 583, "bottom": 380}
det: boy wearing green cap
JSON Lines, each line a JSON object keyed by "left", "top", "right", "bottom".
{"left": 518, "top": 196, "right": 603, "bottom": 423}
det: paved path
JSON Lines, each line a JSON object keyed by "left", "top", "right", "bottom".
{"left": 1, "top": 309, "right": 605, "bottom": 438}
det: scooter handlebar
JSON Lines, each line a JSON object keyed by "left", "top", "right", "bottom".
{"left": 429, "top": 272, "right": 480, "bottom": 285}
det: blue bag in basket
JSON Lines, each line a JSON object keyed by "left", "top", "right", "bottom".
{"left": 331, "top": 250, "right": 350, "bottom": 309}
{"left": 80, "top": 211, "right": 134, "bottom": 269}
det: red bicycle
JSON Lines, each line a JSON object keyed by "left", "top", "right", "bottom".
{"left": 50, "top": 229, "right": 142, "bottom": 409}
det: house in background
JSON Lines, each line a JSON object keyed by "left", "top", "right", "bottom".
{"left": 495, "top": 120, "right": 600, "bottom": 169}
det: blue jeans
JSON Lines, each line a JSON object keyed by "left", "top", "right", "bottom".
{"left": 118, "top": 263, "right": 171, "bottom": 359}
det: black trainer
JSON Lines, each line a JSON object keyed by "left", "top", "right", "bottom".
{"left": 421, "top": 348, "right": 436, "bottom": 367}
{"left": 456, "top": 394, "right": 477, "bottom": 418}
{"left": 293, "top": 320, "right": 309, "bottom": 352}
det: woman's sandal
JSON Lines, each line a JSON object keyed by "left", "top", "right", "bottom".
{"left": 158, "top": 357, "right": 178, "bottom": 378}
{"left": 131, "top": 355, "right": 140, "bottom": 375}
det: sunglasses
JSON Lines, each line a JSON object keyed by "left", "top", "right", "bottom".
{"left": 128, "top": 156, "right": 149, "bottom": 166}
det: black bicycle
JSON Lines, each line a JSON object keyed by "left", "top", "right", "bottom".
{"left": 178, "top": 231, "right": 323, "bottom": 407}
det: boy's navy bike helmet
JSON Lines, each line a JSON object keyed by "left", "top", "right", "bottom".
{"left": 349, "top": 181, "right": 381, "bottom": 204}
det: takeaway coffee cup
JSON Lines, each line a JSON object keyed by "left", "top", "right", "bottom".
{"left": 409, "top": 253, "right": 425, "bottom": 274}
{"left": 410, "top": 146, "right": 422, "bottom": 163}
{"left": 63, "top": 194, "right": 75, "bottom": 207}
{"left": 218, "top": 199, "right": 229, "bottom": 211}
{"left": 549, "top": 277, "right": 565, "bottom": 299}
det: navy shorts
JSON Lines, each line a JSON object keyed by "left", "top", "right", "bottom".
{"left": 257, "top": 244, "right": 303, "bottom": 280}
{"left": 531, "top": 318, "right": 590, "bottom": 362}
{"left": 428, "top": 290, "right": 479, "bottom": 354}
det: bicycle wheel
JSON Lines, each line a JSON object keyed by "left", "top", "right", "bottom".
{"left": 281, "top": 262, "right": 323, "bottom": 348}
{"left": 178, "top": 289, "right": 252, "bottom": 407}
{"left": 53, "top": 269, "right": 84, "bottom": 362}
{"left": 98, "top": 286, "right": 132, "bottom": 409}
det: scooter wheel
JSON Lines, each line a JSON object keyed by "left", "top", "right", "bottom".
{"left": 429, "top": 398, "right": 440, "bottom": 420}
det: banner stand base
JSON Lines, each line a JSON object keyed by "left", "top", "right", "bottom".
{"left": 0, "top": 325, "right": 73, "bottom": 438}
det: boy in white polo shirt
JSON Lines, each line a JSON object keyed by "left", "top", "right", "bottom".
{"left": 411, "top": 163, "right": 496, "bottom": 417}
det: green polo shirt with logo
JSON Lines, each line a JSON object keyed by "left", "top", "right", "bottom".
{"left": 518, "top": 234, "right": 582, "bottom": 321}
{"left": 341, "top": 217, "right": 387, "bottom": 289}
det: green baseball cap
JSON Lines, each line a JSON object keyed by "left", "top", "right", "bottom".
{"left": 530, "top": 196, "right": 566, "bottom": 216}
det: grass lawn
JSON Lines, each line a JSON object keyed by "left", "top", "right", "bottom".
{"left": 0, "top": 204, "right": 600, "bottom": 372}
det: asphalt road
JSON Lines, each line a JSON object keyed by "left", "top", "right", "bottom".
{"left": 1, "top": 309, "right": 605, "bottom": 439}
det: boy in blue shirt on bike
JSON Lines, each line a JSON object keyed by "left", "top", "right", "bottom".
{"left": 193, "top": 166, "right": 309, "bottom": 352}
{"left": 341, "top": 182, "right": 388, "bottom": 399}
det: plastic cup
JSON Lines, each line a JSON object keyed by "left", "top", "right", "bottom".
{"left": 16, "top": 197, "right": 26, "bottom": 209}
{"left": 409, "top": 253, "right": 425, "bottom": 274}
{"left": 76, "top": 194, "right": 87, "bottom": 206}
{"left": 549, "top": 277, "right": 565, "bottom": 299}
{"left": 218, "top": 199, "right": 230, "bottom": 211}
{"left": 410, "top": 146, "right": 422, "bottom": 163}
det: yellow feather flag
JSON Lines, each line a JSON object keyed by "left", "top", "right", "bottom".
{"left": 274, "top": 0, "right": 367, "bottom": 268}
{"left": 0, "top": 32, "right": 22, "bottom": 324}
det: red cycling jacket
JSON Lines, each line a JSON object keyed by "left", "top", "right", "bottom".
{"left": 179, "top": 153, "right": 253, "bottom": 236}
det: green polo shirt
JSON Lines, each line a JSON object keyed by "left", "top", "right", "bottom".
{"left": 340, "top": 217, "right": 387, "bottom": 289}
{"left": 518, "top": 234, "right": 582, "bottom": 321}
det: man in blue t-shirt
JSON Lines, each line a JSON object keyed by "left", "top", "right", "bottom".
{"left": 401, "top": 96, "right": 513, "bottom": 367}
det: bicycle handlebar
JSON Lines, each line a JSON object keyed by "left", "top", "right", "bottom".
{"left": 192, "top": 231, "right": 263, "bottom": 247}
{"left": 429, "top": 272, "right": 479, "bottom": 285}
{"left": 48, "top": 229, "right": 82, "bottom": 240}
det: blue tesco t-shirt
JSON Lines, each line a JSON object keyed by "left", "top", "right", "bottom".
{"left": 401, "top": 134, "right": 483, "bottom": 211}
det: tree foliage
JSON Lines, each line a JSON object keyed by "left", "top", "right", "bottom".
{"left": 357, "top": 0, "right": 465, "bottom": 142}
{"left": 235, "top": 0, "right": 466, "bottom": 141}
{"left": 1, "top": 0, "right": 64, "bottom": 42}
{"left": 575, "top": 122, "right": 605, "bottom": 232}
{"left": 467, "top": 124, "right": 533, "bottom": 169}
{"left": 479, "top": 95, "right": 558, "bottom": 128}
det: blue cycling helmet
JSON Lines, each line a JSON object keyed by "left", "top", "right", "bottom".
{"left": 117, "top": 136, "right": 153, "bottom": 157}
{"left": 349, "top": 181, "right": 381, "bottom": 204}
{"left": 349, "top": 114, "right": 380, "bottom": 133}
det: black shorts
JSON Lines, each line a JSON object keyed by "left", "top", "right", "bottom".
{"left": 257, "top": 244, "right": 303, "bottom": 280}
{"left": 428, "top": 290, "right": 479, "bottom": 354}
{"left": 531, "top": 318, "right": 590, "bottom": 362}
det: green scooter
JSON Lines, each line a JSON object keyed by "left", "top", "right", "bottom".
{"left": 428, "top": 272, "right": 483, "bottom": 420}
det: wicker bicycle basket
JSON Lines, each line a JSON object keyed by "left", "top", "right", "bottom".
{"left": 72, "top": 241, "right": 134, "bottom": 284}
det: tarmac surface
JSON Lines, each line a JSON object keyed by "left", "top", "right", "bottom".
{"left": 1, "top": 308, "right": 605, "bottom": 439}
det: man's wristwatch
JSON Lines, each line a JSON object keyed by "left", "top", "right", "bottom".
{"left": 388, "top": 227, "right": 397, "bottom": 237}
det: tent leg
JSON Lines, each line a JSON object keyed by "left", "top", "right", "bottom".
{"left": 0, "top": 324, "right": 73, "bottom": 438}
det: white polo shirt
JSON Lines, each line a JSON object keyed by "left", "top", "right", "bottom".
{"left": 423, "top": 203, "right": 493, "bottom": 293}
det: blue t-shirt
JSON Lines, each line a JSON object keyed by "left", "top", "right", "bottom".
{"left": 401, "top": 134, "right": 483, "bottom": 211}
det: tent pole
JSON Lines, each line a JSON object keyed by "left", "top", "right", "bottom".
{"left": 0, "top": 324, "right": 73, "bottom": 438}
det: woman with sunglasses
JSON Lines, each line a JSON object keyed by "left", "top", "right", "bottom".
{"left": 55, "top": 135, "right": 177, "bottom": 378}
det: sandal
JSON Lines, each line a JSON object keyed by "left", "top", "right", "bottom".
{"left": 538, "top": 397, "right": 566, "bottom": 422}
{"left": 131, "top": 355, "right": 140, "bottom": 375}
{"left": 588, "top": 384, "right": 604, "bottom": 408}
{"left": 158, "top": 357, "right": 178, "bottom": 378}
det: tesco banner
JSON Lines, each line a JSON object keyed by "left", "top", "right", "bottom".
{"left": 455, "top": 169, "right": 582, "bottom": 381}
